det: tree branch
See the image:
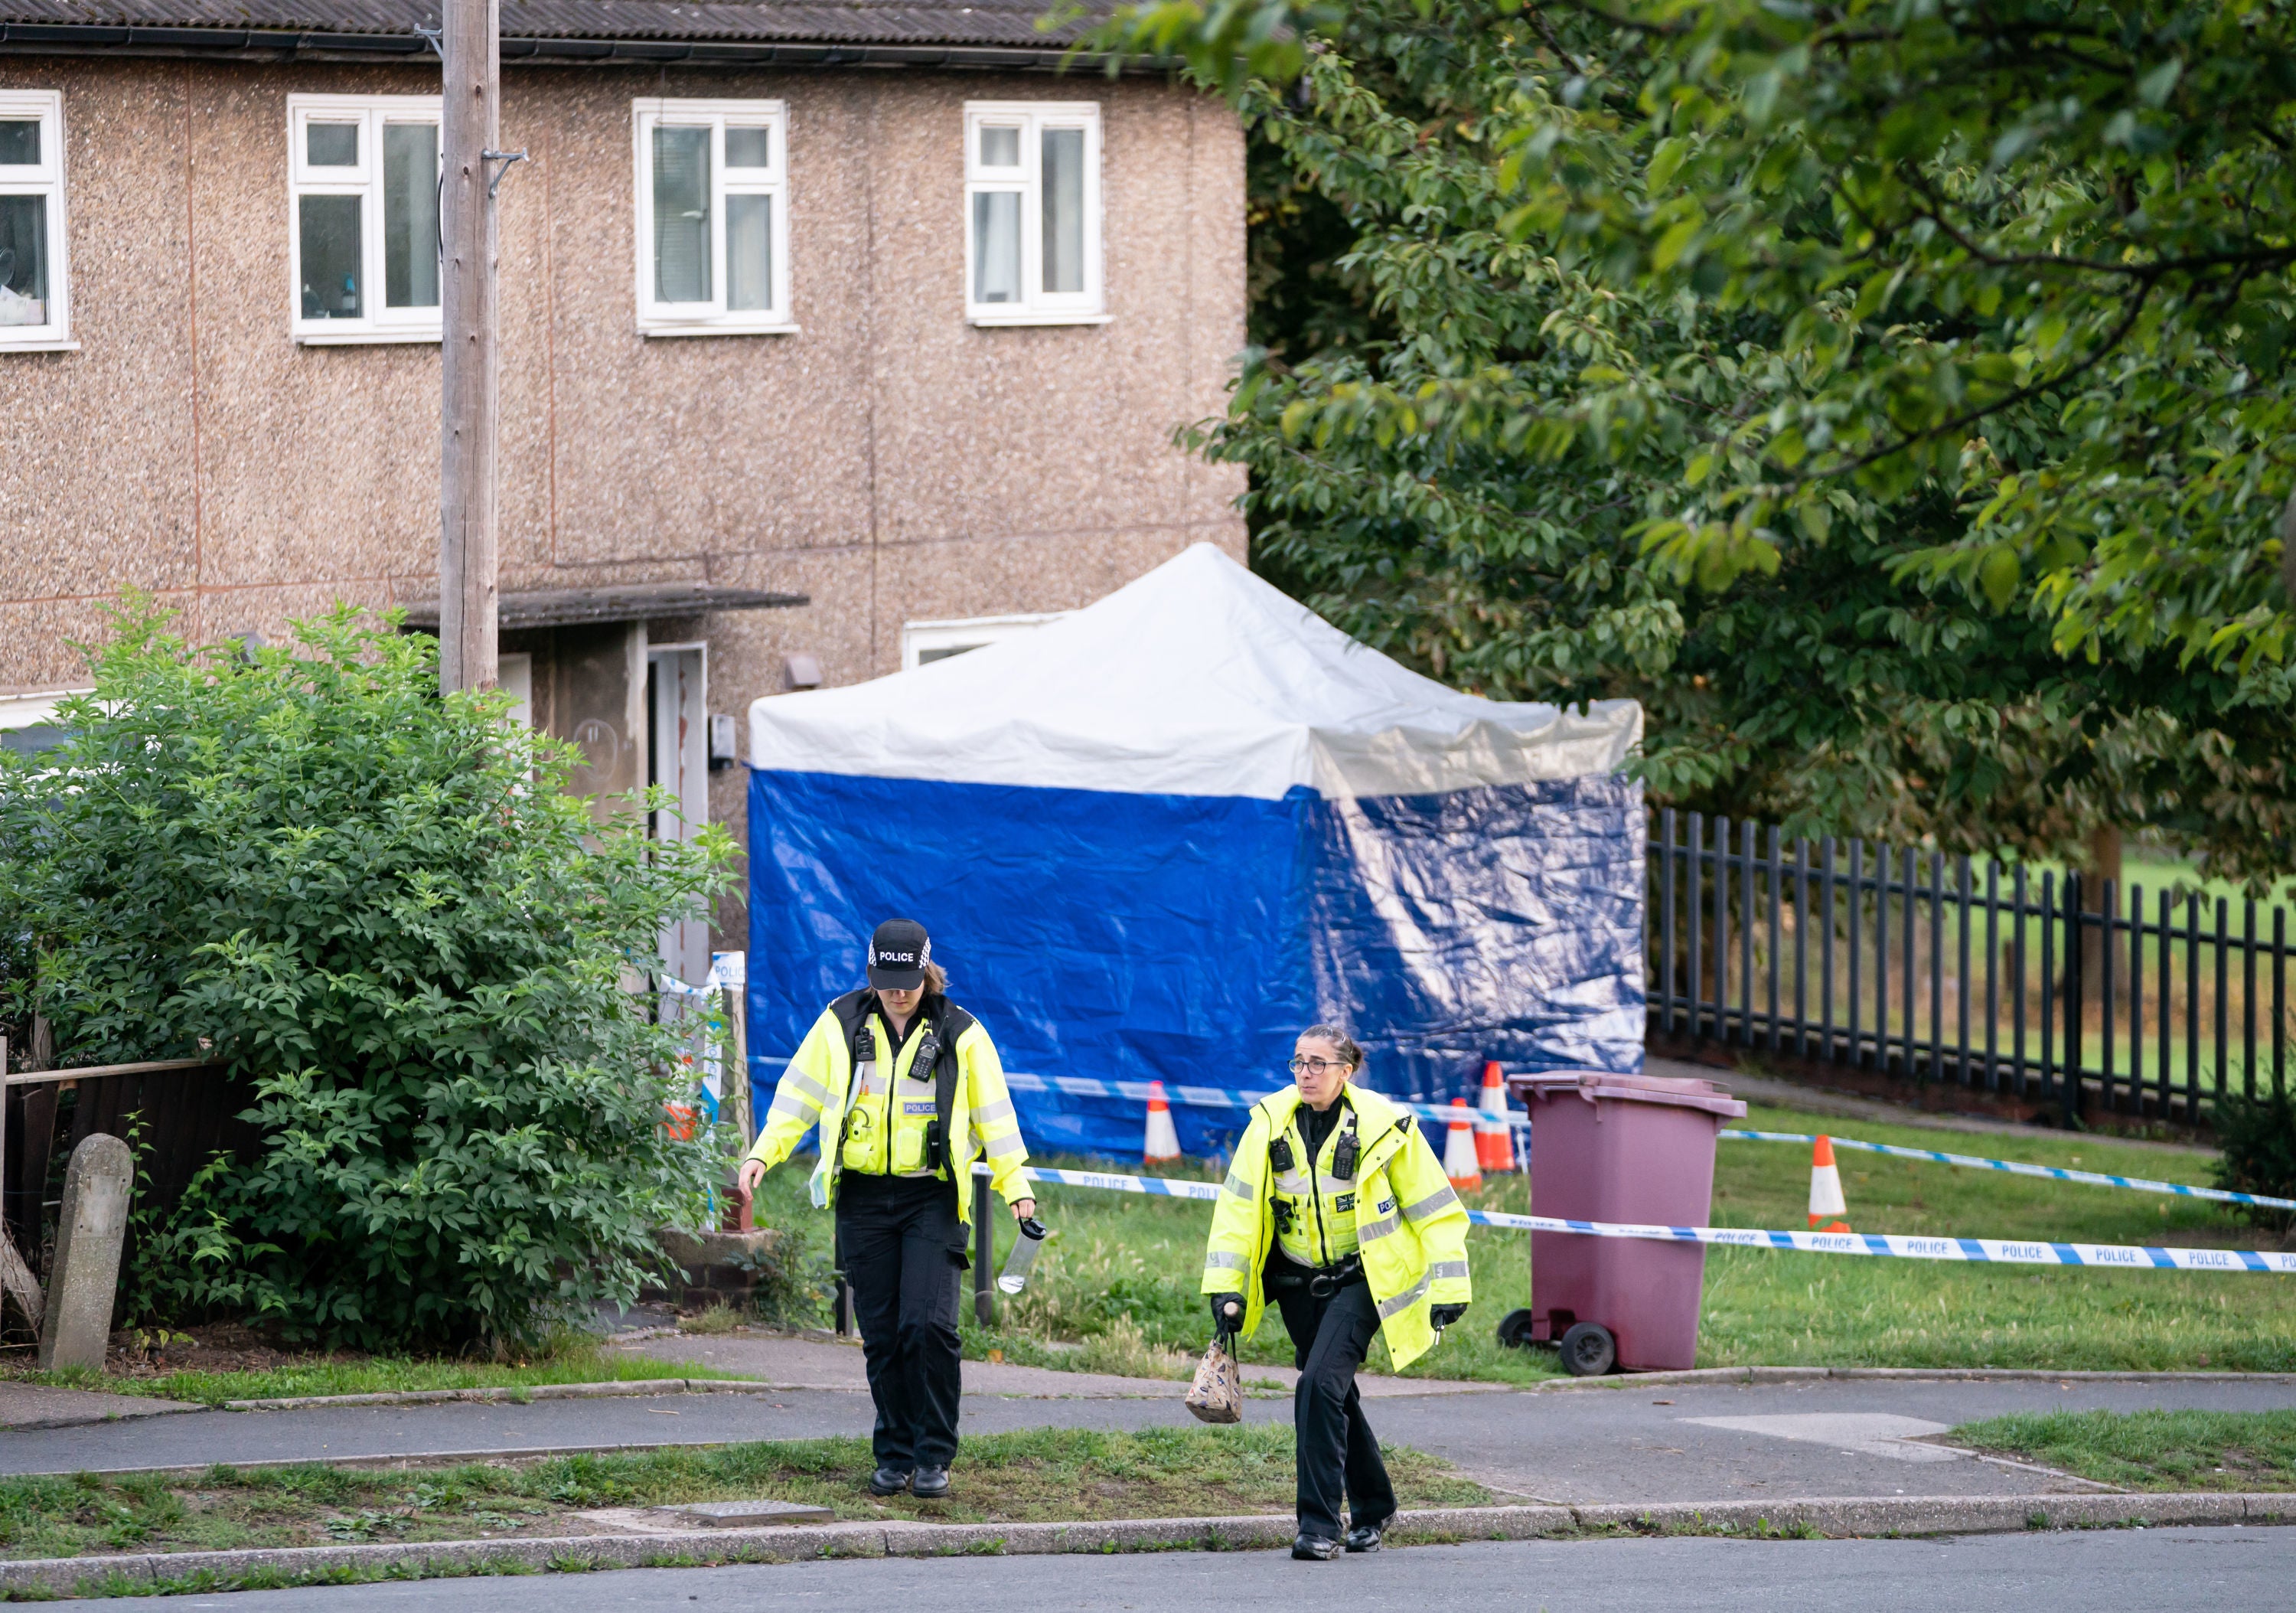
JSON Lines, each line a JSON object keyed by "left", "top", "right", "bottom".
{"left": 1809, "top": 280, "right": 2154, "bottom": 484}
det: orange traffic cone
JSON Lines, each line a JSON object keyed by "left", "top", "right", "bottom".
{"left": 1443, "top": 1097, "right": 1482, "bottom": 1193}
{"left": 1475, "top": 1060, "right": 1515, "bottom": 1172}
{"left": 1808, "top": 1135, "right": 1851, "bottom": 1231}
{"left": 1143, "top": 1080, "right": 1181, "bottom": 1164}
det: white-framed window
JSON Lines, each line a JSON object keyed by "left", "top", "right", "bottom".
{"left": 901, "top": 612, "right": 1068, "bottom": 670}
{"left": 286, "top": 93, "right": 442, "bottom": 345}
{"left": 633, "top": 99, "right": 792, "bottom": 338}
{"left": 0, "top": 90, "right": 71, "bottom": 352}
{"left": 964, "top": 102, "right": 1104, "bottom": 327}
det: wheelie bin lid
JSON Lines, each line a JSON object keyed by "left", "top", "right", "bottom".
{"left": 1506, "top": 1070, "right": 1747, "bottom": 1119}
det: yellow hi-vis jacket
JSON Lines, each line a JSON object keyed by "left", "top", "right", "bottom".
{"left": 1199, "top": 1082, "right": 1470, "bottom": 1371}
{"left": 745, "top": 990, "right": 1032, "bottom": 1229}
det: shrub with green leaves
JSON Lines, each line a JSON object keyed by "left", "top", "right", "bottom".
{"left": 0, "top": 606, "right": 734, "bottom": 1350}
{"left": 2213, "top": 1090, "right": 2296, "bottom": 1233}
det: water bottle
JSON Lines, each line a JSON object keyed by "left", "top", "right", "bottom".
{"left": 996, "top": 1216, "right": 1049, "bottom": 1295}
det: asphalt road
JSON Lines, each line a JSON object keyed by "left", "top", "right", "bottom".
{"left": 75, "top": 1527, "right": 2296, "bottom": 1611}
{"left": 6, "top": 1374, "right": 2291, "bottom": 1505}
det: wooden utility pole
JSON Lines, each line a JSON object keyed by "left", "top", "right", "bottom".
{"left": 438, "top": 0, "right": 501, "bottom": 696}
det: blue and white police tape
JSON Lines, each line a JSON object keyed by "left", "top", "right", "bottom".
{"left": 1009, "top": 1074, "right": 2267, "bottom": 1208}
{"left": 1013, "top": 1167, "right": 2296, "bottom": 1274}
{"left": 788, "top": 1060, "right": 2264, "bottom": 1210}
{"left": 1717, "top": 1129, "right": 2296, "bottom": 1213}
{"left": 1003, "top": 1070, "right": 1499, "bottom": 1131}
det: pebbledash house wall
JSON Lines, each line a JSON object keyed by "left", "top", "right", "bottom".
{"left": 0, "top": 46, "right": 1247, "bottom": 945}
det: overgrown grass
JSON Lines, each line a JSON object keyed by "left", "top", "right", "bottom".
{"left": 755, "top": 1095, "right": 2296, "bottom": 1378}
{"left": 1952, "top": 1409, "right": 2296, "bottom": 1489}
{"left": 9, "top": 1343, "right": 756, "bottom": 1409}
{"left": 0, "top": 1428, "right": 1486, "bottom": 1560}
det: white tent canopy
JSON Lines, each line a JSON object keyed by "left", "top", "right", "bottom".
{"left": 748, "top": 544, "right": 1641, "bottom": 801}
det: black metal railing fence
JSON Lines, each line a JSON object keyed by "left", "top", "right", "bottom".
{"left": 1648, "top": 809, "right": 2291, "bottom": 1124}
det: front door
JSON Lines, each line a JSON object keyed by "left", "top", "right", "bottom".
{"left": 647, "top": 643, "right": 710, "bottom": 986}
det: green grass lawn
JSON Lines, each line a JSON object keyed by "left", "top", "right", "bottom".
{"left": 754, "top": 1095, "right": 2296, "bottom": 1379}
{"left": 0, "top": 1429, "right": 1486, "bottom": 1560}
{"left": 1952, "top": 1409, "right": 2296, "bottom": 1489}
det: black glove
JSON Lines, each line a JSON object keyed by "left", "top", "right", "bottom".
{"left": 1429, "top": 1303, "right": 1468, "bottom": 1330}
{"left": 1210, "top": 1293, "right": 1246, "bottom": 1334}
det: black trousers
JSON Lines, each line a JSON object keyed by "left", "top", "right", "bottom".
{"left": 837, "top": 1172, "right": 966, "bottom": 1471}
{"left": 1269, "top": 1259, "right": 1397, "bottom": 1541}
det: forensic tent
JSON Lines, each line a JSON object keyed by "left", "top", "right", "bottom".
{"left": 745, "top": 544, "right": 1645, "bottom": 1161}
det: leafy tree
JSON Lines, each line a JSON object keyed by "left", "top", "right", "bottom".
{"left": 1100, "top": 0, "right": 2296, "bottom": 878}
{"left": 1120, "top": 0, "right": 2296, "bottom": 670}
{"left": 0, "top": 609, "right": 732, "bottom": 1351}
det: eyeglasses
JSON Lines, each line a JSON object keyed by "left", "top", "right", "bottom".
{"left": 1288, "top": 1056, "right": 1352, "bottom": 1076}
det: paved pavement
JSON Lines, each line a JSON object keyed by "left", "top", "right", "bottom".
{"left": 71, "top": 1526, "right": 2296, "bottom": 1611}
{"left": 0, "top": 1383, "right": 201, "bottom": 1430}
{"left": 616, "top": 1330, "right": 1505, "bottom": 1399}
{"left": 5, "top": 1367, "right": 2289, "bottom": 1505}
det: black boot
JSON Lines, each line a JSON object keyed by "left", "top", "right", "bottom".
{"left": 867, "top": 1465, "right": 912, "bottom": 1497}
{"left": 912, "top": 1464, "right": 951, "bottom": 1498}
{"left": 1343, "top": 1519, "right": 1385, "bottom": 1553}
{"left": 1291, "top": 1533, "right": 1342, "bottom": 1560}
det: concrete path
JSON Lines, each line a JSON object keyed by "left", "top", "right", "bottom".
{"left": 0, "top": 1383, "right": 202, "bottom": 1431}
{"left": 616, "top": 1330, "right": 1505, "bottom": 1399}
{"left": 72, "top": 1526, "right": 2296, "bottom": 1611}
{"left": 5, "top": 1369, "right": 2288, "bottom": 1506}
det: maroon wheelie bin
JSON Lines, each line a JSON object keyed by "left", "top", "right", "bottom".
{"left": 1502, "top": 1072, "right": 1746, "bottom": 1375}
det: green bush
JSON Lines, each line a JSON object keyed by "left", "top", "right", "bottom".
{"left": 0, "top": 606, "right": 734, "bottom": 1350}
{"left": 2211, "top": 1089, "right": 2296, "bottom": 1232}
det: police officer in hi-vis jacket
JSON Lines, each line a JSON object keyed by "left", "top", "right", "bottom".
{"left": 1202, "top": 1025, "right": 1470, "bottom": 1559}
{"left": 737, "top": 919, "right": 1034, "bottom": 1499}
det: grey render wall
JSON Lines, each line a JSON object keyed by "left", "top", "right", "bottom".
{"left": 0, "top": 54, "right": 1248, "bottom": 933}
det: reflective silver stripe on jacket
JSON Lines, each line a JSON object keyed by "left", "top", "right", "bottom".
{"left": 1272, "top": 1171, "right": 1355, "bottom": 1198}
{"left": 1355, "top": 1213, "right": 1400, "bottom": 1243}
{"left": 1376, "top": 1273, "right": 1431, "bottom": 1321}
{"left": 1427, "top": 1259, "right": 1469, "bottom": 1282}
{"left": 1222, "top": 1172, "right": 1256, "bottom": 1202}
{"left": 1401, "top": 1185, "right": 1459, "bottom": 1223}
{"left": 1204, "top": 1249, "right": 1248, "bottom": 1272}
{"left": 775, "top": 1070, "right": 831, "bottom": 1107}
{"left": 768, "top": 1091, "right": 818, "bottom": 1124}
{"left": 970, "top": 1096, "right": 1016, "bottom": 1126}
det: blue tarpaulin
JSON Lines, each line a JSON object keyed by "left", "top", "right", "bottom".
{"left": 746, "top": 545, "right": 1643, "bottom": 1163}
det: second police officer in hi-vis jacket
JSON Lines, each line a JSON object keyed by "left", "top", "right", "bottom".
{"left": 1202, "top": 1024, "right": 1471, "bottom": 1559}
{"left": 736, "top": 919, "right": 1034, "bottom": 1500}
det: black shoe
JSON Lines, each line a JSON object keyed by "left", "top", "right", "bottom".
{"left": 911, "top": 1464, "right": 951, "bottom": 1498}
{"left": 867, "top": 1465, "right": 912, "bottom": 1497}
{"left": 1292, "top": 1533, "right": 1342, "bottom": 1560}
{"left": 1343, "top": 1520, "right": 1386, "bottom": 1553}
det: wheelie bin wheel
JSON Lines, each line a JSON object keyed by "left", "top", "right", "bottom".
{"left": 1495, "top": 1308, "right": 1538, "bottom": 1350}
{"left": 1557, "top": 1321, "right": 1616, "bottom": 1376}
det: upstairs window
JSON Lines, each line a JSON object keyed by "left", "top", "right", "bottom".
{"left": 0, "top": 90, "right": 70, "bottom": 351}
{"left": 287, "top": 94, "right": 442, "bottom": 344}
{"left": 964, "top": 102, "right": 1104, "bottom": 326}
{"left": 633, "top": 100, "right": 791, "bottom": 337}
